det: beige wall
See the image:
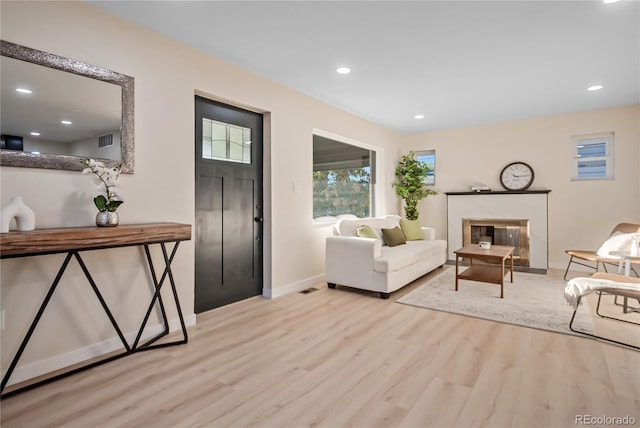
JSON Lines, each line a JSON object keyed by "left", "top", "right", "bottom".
{"left": 1, "top": 1, "right": 639, "bottom": 382}
{"left": 403, "top": 105, "right": 640, "bottom": 270}
{"left": 0, "top": 1, "right": 400, "bottom": 377}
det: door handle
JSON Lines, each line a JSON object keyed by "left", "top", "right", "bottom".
{"left": 254, "top": 217, "right": 263, "bottom": 223}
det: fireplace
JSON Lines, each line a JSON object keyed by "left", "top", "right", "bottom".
{"left": 446, "top": 190, "right": 550, "bottom": 272}
{"left": 462, "top": 218, "right": 530, "bottom": 267}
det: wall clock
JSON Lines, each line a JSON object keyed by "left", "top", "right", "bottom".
{"left": 499, "top": 162, "right": 534, "bottom": 191}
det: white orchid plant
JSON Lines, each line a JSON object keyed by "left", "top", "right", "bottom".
{"left": 81, "top": 159, "right": 124, "bottom": 212}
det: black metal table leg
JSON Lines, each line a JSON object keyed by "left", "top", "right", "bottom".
{"left": 134, "top": 242, "right": 188, "bottom": 351}
{"left": 73, "top": 251, "right": 131, "bottom": 352}
{"left": 1, "top": 252, "right": 74, "bottom": 393}
{"left": 1, "top": 240, "right": 189, "bottom": 399}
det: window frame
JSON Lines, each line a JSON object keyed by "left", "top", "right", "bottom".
{"left": 312, "top": 129, "right": 385, "bottom": 225}
{"left": 571, "top": 132, "right": 614, "bottom": 181}
{"left": 414, "top": 149, "right": 436, "bottom": 186}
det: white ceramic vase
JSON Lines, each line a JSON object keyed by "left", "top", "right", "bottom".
{"left": 1, "top": 196, "right": 36, "bottom": 233}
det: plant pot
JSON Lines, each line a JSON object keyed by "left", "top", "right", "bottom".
{"left": 96, "top": 211, "right": 119, "bottom": 227}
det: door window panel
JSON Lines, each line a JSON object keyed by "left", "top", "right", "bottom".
{"left": 202, "top": 118, "right": 251, "bottom": 164}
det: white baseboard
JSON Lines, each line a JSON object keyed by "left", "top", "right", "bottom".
{"left": 263, "top": 274, "right": 326, "bottom": 298}
{"left": 5, "top": 313, "right": 196, "bottom": 386}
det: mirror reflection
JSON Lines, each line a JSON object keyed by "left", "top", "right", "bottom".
{"left": 0, "top": 41, "right": 134, "bottom": 173}
{"left": 1, "top": 56, "right": 122, "bottom": 160}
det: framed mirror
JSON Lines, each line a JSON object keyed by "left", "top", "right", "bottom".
{"left": 0, "top": 40, "right": 134, "bottom": 173}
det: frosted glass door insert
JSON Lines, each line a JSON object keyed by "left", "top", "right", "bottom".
{"left": 202, "top": 118, "right": 251, "bottom": 164}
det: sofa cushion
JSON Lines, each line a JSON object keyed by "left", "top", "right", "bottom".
{"left": 374, "top": 239, "right": 447, "bottom": 273}
{"left": 406, "top": 239, "right": 447, "bottom": 258}
{"left": 375, "top": 245, "right": 417, "bottom": 272}
{"left": 381, "top": 226, "right": 407, "bottom": 247}
{"left": 399, "top": 218, "right": 425, "bottom": 240}
{"left": 357, "top": 225, "right": 380, "bottom": 240}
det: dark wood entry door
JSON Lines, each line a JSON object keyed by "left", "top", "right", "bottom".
{"left": 195, "top": 96, "right": 263, "bottom": 313}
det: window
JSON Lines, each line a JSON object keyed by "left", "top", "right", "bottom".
{"left": 571, "top": 132, "right": 614, "bottom": 180}
{"left": 313, "top": 134, "right": 376, "bottom": 221}
{"left": 202, "top": 118, "right": 251, "bottom": 164}
{"left": 414, "top": 149, "right": 436, "bottom": 185}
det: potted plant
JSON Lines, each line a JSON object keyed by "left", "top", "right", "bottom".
{"left": 81, "top": 159, "right": 123, "bottom": 226}
{"left": 392, "top": 151, "right": 437, "bottom": 220}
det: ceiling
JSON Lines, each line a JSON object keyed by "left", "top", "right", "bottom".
{"left": 88, "top": 0, "right": 640, "bottom": 134}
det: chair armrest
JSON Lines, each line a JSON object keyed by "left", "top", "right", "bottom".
{"left": 325, "top": 236, "right": 382, "bottom": 287}
{"left": 421, "top": 227, "right": 435, "bottom": 240}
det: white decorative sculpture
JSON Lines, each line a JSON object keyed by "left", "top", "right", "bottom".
{"left": 1, "top": 196, "right": 36, "bottom": 233}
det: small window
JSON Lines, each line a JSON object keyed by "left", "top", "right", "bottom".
{"left": 202, "top": 118, "right": 251, "bottom": 164}
{"left": 415, "top": 149, "right": 436, "bottom": 185}
{"left": 571, "top": 132, "right": 614, "bottom": 180}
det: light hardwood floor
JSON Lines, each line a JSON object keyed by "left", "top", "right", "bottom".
{"left": 2, "top": 268, "right": 639, "bottom": 427}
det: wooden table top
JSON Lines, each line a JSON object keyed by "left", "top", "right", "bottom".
{"left": 454, "top": 244, "right": 515, "bottom": 258}
{"left": 0, "top": 222, "right": 191, "bottom": 258}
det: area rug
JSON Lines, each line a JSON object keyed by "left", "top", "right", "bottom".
{"left": 397, "top": 267, "right": 595, "bottom": 337}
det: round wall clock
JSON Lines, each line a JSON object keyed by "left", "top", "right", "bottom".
{"left": 499, "top": 162, "right": 534, "bottom": 191}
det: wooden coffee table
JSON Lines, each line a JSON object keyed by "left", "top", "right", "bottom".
{"left": 454, "top": 244, "right": 515, "bottom": 298}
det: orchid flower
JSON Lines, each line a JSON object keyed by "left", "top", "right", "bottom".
{"left": 81, "top": 158, "right": 124, "bottom": 212}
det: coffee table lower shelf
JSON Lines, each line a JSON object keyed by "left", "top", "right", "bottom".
{"left": 457, "top": 265, "right": 507, "bottom": 284}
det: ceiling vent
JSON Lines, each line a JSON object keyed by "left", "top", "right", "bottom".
{"left": 98, "top": 134, "right": 113, "bottom": 148}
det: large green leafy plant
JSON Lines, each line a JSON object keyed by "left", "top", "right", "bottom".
{"left": 392, "top": 151, "right": 437, "bottom": 220}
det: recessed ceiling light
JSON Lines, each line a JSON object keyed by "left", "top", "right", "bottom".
{"left": 336, "top": 67, "right": 351, "bottom": 74}
{"left": 16, "top": 88, "right": 32, "bottom": 94}
{"left": 414, "top": 114, "right": 425, "bottom": 119}
{"left": 30, "top": 132, "right": 40, "bottom": 136}
{"left": 61, "top": 120, "right": 72, "bottom": 125}
{"left": 603, "top": 0, "right": 620, "bottom": 4}
{"left": 587, "top": 85, "right": 603, "bottom": 91}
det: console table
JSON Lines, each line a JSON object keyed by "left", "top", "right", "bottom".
{"left": 0, "top": 222, "right": 191, "bottom": 398}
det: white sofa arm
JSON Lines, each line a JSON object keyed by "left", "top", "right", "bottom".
{"left": 325, "top": 236, "right": 382, "bottom": 288}
{"left": 421, "top": 227, "right": 436, "bottom": 240}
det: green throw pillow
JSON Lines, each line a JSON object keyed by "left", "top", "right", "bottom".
{"left": 357, "top": 225, "right": 380, "bottom": 240}
{"left": 400, "top": 218, "right": 425, "bottom": 241}
{"left": 381, "top": 226, "right": 407, "bottom": 247}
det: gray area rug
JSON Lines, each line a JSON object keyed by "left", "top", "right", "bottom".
{"left": 397, "top": 267, "right": 595, "bottom": 336}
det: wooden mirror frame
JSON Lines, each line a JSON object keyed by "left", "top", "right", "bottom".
{"left": 0, "top": 40, "right": 134, "bottom": 173}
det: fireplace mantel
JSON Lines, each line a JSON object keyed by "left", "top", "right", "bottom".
{"left": 446, "top": 190, "right": 550, "bottom": 272}
{"left": 445, "top": 189, "right": 551, "bottom": 196}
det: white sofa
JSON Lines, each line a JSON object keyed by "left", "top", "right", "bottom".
{"left": 325, "top": 215, "right": 447, "bottom": 298}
